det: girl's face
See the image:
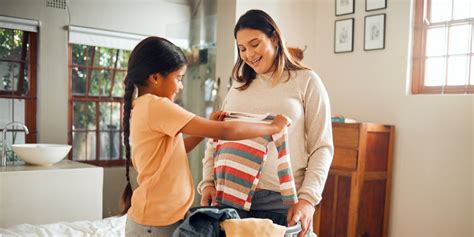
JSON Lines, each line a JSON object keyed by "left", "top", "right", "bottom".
{"left": 236, "top": 28, "right": 278, "bottom": 74}
{"left": 151, "top": 65, "right": 187, "bottom": 101}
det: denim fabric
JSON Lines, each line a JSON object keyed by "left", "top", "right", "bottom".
{"left": 218, "top": 190, "right": 314, "bottom": 237}
{"left": 125, "top": 216, "right": 182, "bottom": 237}
{"left": 172, "top": 208, "right": 239, "bottom": 237}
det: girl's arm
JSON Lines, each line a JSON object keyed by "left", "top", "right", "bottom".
{"left": 183, "top": 111, "right": 227, "bottom": 153}
{"left": 183, "top": 136, "right": 205, "bottom": 153}
{"left": 180, "top": 114, "right": 290, "bottom": 141}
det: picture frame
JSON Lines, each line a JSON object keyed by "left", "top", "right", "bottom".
{"left": 335, "top": 0, "right": 355, "bottom": 16}
{"left": 364, "top": 14, "right": 386, "bottom": 51}
{"left": 334, "top": 18, "right": 354, "bottom": 53}
{"left": 365, "top": 0, "right": 387, "bottom": 11}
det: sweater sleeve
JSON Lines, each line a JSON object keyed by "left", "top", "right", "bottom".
{"left": 197, "top": 88, "right": 232, "bottom": 194}
{"left": 297, "top": 72, "right": 334, "bottom": 206}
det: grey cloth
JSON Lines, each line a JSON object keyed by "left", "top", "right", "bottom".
{"left": 217, "top": 190, "right": 289, "bottom": 225}
{"left": 219, "top": 190, "right": 314, "bottom": 237}
{"left": 172, "top": 208, "right": 239, "bottom": 237}
{"left": 125, "top": 216, "right": 182, "bottom": 237}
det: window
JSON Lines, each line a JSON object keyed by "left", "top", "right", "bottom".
{"left": 412, "top": 0, "right": 474, "bottom": 94}
{"left": 0, "top": 17, "right": 38, "bottom": 162}
{"left": 67, "top": 26, "right": 146, "bottom": 166}
{"left": 69, "top": 44, "right": 130, "bottom": 166}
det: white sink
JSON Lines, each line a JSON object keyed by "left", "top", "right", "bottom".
{"left": 11, "top": 144, "right": 72, "bottom": 166}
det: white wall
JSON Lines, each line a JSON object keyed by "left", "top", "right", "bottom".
{"left": 0, "top": 0, "right": 190, "bottom": 218}
{"left": 236, "top": 0, "right": 318, "bottom": 68}
{"left": 313, "top": 0, "right": 473, "bottom": 237}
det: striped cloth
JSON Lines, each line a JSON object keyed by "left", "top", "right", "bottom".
{"left": 213, "top": 112, "right": 298, "bottom": 210}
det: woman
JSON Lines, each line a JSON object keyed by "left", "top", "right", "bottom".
{"left": 198, "top": 9, "right": 334, "bottom": 237}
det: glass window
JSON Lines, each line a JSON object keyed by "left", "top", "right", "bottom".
{"left": 0, "top": 27, "right": 37, "bottom": 158}
{"left": 69, "top": 44, "right": 129, "bottom": 166}
{"left": 412, "top": 0, "right": 474, "bottom": 94}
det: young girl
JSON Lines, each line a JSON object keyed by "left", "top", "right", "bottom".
{"left": 120, "top": 36, "right": 290, "bottom": 237}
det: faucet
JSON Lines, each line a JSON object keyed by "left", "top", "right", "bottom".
{"left": 1, "top": 121, "right": 29, "bottom": 167}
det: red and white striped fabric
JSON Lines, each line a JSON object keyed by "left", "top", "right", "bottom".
{"left": 213, "top": 112, "right": 298, "bottom": 210}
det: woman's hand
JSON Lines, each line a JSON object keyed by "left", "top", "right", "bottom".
{"left": 287, "top": 199, "right": 315, "bottom": 237}
{"left": 200, "top": 186, "right": 218, "bottom": 206}
{"left": 271, "top": 114, "right": 291, "bottom": 133}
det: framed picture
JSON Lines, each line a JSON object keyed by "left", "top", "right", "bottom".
{"left": 364, "top": 14, "right": 386, "bottom": 51}
{"left": 334, "top": 18, "right": 354, "bottom": 53}
{"left": 336, "top": 0, "right": 355, "bottom": 16}
{"left": 366, "top": 0, "right": 387, "bottom": 11}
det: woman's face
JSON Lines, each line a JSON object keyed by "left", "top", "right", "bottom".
{"left": 151, "top": 65, "right": 187, "bottom": 101}
{"left": 236, "top": 28, "right": 278, "bottom": 74}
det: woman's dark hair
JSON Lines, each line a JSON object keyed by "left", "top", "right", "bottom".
{"left": 232, "top": 9, "right": 309, "bottom": 90}
{"left": 119, "top": 36, "right": 187, "bottom": 215}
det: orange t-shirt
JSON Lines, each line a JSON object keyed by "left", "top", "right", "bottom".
{"left": 128, "top": 94, "right": 195, "bottom": 226}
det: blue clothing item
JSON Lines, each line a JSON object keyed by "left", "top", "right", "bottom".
{"left": 172, "top": 208, "right": 239, "bottom": 237}
{"left": 125, "top": 216, "right": 182, "bottom": 237}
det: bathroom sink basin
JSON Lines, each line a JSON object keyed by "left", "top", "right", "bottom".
{"left": 11, "top": 144, "right": 72, "bottom": 166}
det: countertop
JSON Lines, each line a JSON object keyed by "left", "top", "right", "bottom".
{"left": 0, "top": 160, "right": 100, "bottom": 173}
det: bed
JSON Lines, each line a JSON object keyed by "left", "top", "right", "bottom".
{"left": 0, "top": 215, "right": 126, "bottom": 237}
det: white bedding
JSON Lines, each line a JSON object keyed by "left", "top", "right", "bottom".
{"left": 0, "top": 215, "right": 126, "bottom": 237}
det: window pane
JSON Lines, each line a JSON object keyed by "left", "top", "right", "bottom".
{"left": 453, "top": 0, "right": 471, "bottom": 20}
{"left": 71, "top": 44, "right": 93, "bottom": 66}
{"left": 112, "top": 71, "right": 125, "bottom": 97}
{"left": 72, "top": 66, "right": 88, "bottom": 95}
{"left": 430, "top": 0, "right": 453, "bottom": 23}
{"left": 73, "top": 101, "right": 96, "bottom": 129}
{"left": 447, "top": 55, "right": 468, "bottom": 85}
{"left": 471, "top": 56, "right": 474, "bottom": 85}
{"left": 0, "top": 98, "right": 12, "bottom": 127}
{"left": 117, "top": 50, "right": 130, "bottom": 69}
{"left": 0, "top": 62, "right": 20, "bottom": 91}
{"left": 471, "top": 0, "right": 474, "bottom": 18}
{"left": 424, "top": 57, "right": 446, "bottom": 86}
{"left": 99, "top": 131, "right": 120, "bottom": 160}
{"left": 22, "top": 63, "right": 29, "bottom": 95}
{"left": 448, "top": 24, "right": 471, "bottom": 55}
{"left": 99, "top": 102, "right": 121, "bottom": 160}
{"left": 72, "top": 131, "right": 96, "bottom": 161}
{"left": 99, "top": 102, "right": 120, "bottom": 129}
{"left": 426, "top": 27, "right": 447, "bottom": 56}
{"left": 93, "top": 48, "right": 116, "bottom": 68}
{"left": 0, "top": 28, "right": 23, "bottom": 60}
{"left": 13, "top": 99, "right": 24, "bottom": 123}
{"left": 90, "top": 69, "right": 112, "bottom": 96}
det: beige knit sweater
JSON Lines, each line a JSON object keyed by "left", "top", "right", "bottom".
{"left": 198, "top": 69, "right": 334, "bottom": 206}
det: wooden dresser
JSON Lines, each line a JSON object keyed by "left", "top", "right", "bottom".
{"left": 314, "top": 122, "right": 395, "bottom": 237}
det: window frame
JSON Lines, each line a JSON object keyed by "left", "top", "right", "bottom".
{"left": 67, "top": 44, "right": 127, "bottom": 167}
{"left": 411, "top": 0, "right": 474, "bottom": 94}
{"left": 0, "top": 29, "right": 38, "bottom": 143}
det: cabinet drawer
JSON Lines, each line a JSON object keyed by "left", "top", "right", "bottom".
{"left": 332, "top": 125, "right": 360, "bottom": 148}
{"left": 331, "top": 148, "right": 357, "bottom": 170}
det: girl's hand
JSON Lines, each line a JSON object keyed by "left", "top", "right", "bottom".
{"left": 200, "top": 186, "right": 218, "bottom": 206}
{"left": 210, "top": 111, "right": 226, "bottom": 121}
{"left": 271, "top": 114, "right": 291, "bottom": 133}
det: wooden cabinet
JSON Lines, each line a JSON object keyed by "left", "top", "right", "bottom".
{"left": 314, "top": 123, "right": 395, "bottom": 237}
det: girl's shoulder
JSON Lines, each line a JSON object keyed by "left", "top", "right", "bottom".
{"left": 135, "top": 94, "right": 177, "bottom": 109}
